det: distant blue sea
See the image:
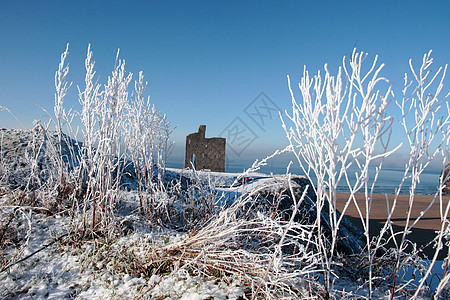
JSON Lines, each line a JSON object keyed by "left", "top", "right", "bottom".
{"left": 166, "top": 156, "right": 443, "bottom": 195}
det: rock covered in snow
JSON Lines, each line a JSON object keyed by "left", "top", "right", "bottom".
{"left": 0, "top": 128, "right": 82, "bottom": 190}
{"left": 247, "top": 175, "right": 365, "bottom": 255}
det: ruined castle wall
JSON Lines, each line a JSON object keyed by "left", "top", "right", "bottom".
{"left": 184, "top": 125, "right": 226, "bottom": 172}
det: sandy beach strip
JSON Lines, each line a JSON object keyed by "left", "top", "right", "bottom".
{"left": 336, "top": 193, "right": 450, "bottom": 258}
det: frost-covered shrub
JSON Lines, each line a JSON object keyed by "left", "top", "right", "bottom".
{"left": 283, "top": 49, "right": 450, "bottom": 298}
{"left": 26, "top": 45, "right": 176, "bottom": 236}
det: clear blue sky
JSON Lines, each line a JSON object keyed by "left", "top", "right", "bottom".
{"left": 1, "top": 0, "right": 450, "bottom": 167}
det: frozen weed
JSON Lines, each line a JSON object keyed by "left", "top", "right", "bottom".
{"left": 283, "top": 49, "right": 450, "bottom": 298}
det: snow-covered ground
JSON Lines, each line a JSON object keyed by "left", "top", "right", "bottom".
{"left": 0, "top": 169, "right": 309, "bottom": 299}
{"left": 0, "top": 183, "right": 248, "bottom": 299}
{"left": 0, "top": 168, "right": 292, "bottom": 299}
{"left": 1, "top": 168, "right": 449, "bottom": 299}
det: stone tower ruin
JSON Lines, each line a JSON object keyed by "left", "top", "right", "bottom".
{"left": 184, "top": 125, "right": 226, "bottom": 172}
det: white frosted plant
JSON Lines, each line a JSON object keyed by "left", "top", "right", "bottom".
{"left": 282, "top": 49, "right": 397, "bottom": 297}
{"left": 124, "top": 71, "right": 174, "bottom": 217}
{"left": 392, "top": 51, "right": 450, "bottom": 298}
{"left": 48, "top": 45, "right": 174, "bottom": 235}
{"left": 23, "top": 45, "right": 80, "bottom": 209}
{"left": 51, "top": 44, "right": 83, "bottom": 198}
{"left": 282, "top": 50, "right": 450, "bottom": 298}
{"left": 89, "top": 49, "right": 131, "bottom": 230}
